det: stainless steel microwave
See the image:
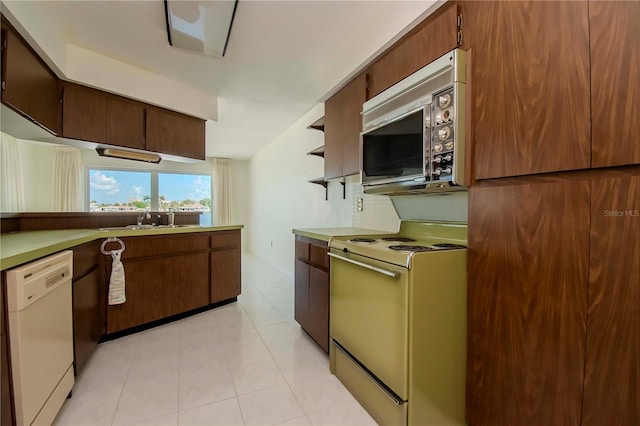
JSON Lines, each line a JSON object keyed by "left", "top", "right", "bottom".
{"left": 360, "top": 49, "right": 466, "bottom": 195}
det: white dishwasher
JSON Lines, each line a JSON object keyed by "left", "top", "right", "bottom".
{"left": 6, "top": 250, "right": 75, "bottom": 426}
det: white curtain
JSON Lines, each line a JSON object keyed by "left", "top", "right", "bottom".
{"left": 53, "top": 146, "right": 84, "bottom": 211}
{"left": 0, "top": 132, "right": 25, "bottom": 212}
{"left": 213, "top": 157, "right": 232, "bottom": 224}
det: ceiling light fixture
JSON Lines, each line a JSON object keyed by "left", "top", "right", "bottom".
{"left": 164, "top": 0, "right": 238, "bottom": 58}
{"left": 96, "top": 148, "right": 162, "bottom": 164}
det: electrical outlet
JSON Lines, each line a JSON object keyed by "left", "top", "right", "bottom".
{"left": 357, "top": 198, "right": 364, "bottom": 211}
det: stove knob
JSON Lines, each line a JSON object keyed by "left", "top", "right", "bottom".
{"left": 442, "top": 154, "right": 452, "bottom": 162}
{"left": 444, "top": 140, "right": 455, "bottom": 151}
{"left": 438, "top": 126, "right": 451, "bottom": 140}
{"left": 438, "top": 93, "right": 451, "bottom": 108}
{"left": 443, "top": 167, "right": 452, "bottom": 174}
{"left": 433, "top": 143, "right": 443, "bottom": 154}
{"left": 433, "top": 168, "right": 443, "bottom": 177}
{"left": 433, "top": 156, "right": 442, "bottom": 164}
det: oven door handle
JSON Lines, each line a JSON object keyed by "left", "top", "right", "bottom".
{"left": 328, "top": 252, "right": 399, "bottom": 278}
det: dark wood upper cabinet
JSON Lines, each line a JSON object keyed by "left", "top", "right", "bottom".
{"left": 62, "top": 82, "right": 145, "bottom": 150}
{"left": 590, "top": 2, "right": 640, "bottom": 168}
{"left": 146, "top": 107, "right": 206, "bottom": 160}
{"left": 324, "top": 73, "right": 366, "bottom": 180}
{"left": 1, "top": 17, "right": 61, "bottom": 134}
{"left": 467, "top": 178, "right": 590, "bottom": 425}
{"left": 583, "top": 175, "right": 640, "bottom": 426}
{"left": 62, "top": 83, "right": 106, "bottom": 143}
{"left": 462, "top": 1, "right": 591, "bottom": 180}
{"left": 104, "top": 95, "right": 145, "bottom": 150}
{"left": 366, "top": 2, "right": 459, "bottom": 99}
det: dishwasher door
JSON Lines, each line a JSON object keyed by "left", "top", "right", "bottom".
{"left": 6, "top": 250, "right": 75, "bottom": 426}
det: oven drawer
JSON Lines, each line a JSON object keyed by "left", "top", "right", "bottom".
{"left": 329, "top": 250, "right": 408, "bottom": 398}
{"left": 332, "top": 340, "right": 407, "bottom": 426}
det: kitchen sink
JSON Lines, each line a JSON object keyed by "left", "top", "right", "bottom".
{"left": 99, "top": 224, "right": 198, "bottom": 231}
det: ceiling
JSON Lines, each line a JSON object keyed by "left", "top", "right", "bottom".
{"left": 1, "top": 0, "right": 439, "bottom": 160}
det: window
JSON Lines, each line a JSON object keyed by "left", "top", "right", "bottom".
{"left": 88, "top": 169, "right": 212, "bottom": 225}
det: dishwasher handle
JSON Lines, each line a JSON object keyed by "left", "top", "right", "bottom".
{"left": 328, "top": 252, "right": 399, "bottom": 278}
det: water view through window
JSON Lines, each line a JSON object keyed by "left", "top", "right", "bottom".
{"left": 89, "top": 169, "right": 212, "bottom": 225}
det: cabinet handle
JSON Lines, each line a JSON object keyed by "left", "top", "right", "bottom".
{"left": 328, "top": 252, "right": 398, "bottom": 278}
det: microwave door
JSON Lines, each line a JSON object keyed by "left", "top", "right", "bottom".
{"left": 360, "top": 107, "right": 427, "bottom": 185}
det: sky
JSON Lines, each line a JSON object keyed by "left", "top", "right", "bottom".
{"left": 89, "top": 170, "right": 211, "bottom": 205}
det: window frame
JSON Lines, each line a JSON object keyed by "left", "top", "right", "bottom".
{"left": 86, "top": 167, "right": 213, "bottom": 223}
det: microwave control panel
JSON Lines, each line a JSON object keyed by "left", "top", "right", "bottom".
{"left": 427, "top": 86, "right": 456, "bottom": 182}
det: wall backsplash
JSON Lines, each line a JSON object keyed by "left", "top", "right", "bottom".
{"left": 350, "top": 176, "right": 400, "bottom": 232}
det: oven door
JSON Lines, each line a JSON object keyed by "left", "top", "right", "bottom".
{"left": 329, "top": 249, "right": 409, "bottom": 400}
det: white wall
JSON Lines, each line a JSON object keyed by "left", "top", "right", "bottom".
{"left": 246, "top": 104, "right": 352, "bottom": 278}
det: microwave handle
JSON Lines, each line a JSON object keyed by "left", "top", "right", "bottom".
{"left": 328, "top": 252, "right": 399, "bottom": 278}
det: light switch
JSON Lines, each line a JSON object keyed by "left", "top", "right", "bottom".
{"left": 357, "top": 198, "right": 363, "bottom": 211}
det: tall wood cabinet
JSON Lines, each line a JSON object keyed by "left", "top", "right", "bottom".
{"left": 461, "top": 0, "right": 591, "bottom": 180}
{"left": 1, "top": 16, "right": 61, "bottom": 134}
{"left": 467, "top": 179, "right": 590, "bottom": 425}
{"left": 583, "top": 175, "right": 640, "bottom": 426}
{"left": 589, "top": 2, "right": 640, "bottom": 168}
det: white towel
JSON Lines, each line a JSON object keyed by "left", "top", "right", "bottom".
{"left": 108, "top": 249, "right": 126, "bottom": 305}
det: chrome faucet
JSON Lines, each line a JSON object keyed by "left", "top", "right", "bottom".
{"left": 167, "top": 207, "right": 175, "bottom": 227}
{"left": 137, "top": 209, "right": 151, "bottom": 225}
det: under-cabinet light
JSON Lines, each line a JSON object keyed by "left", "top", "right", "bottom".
{"left": 96, "top": 148, "right": 162, "bottom": 164}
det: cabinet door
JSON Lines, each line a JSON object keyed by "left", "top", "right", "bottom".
{"left": 1, "top": 18, "right": 60, "bottom": 134}
{"left": 590, "top": 2, "right": 640, "bottom": 168}
{"left": 62, "top": 83, "right": 106, "bottom": 143}
{"left": 463, "top": 1, "right": 591, "bottom": 179}
{"left": 105, "top": 95, "right": 145, "bottom": 150}
{"left": 210, "top": 248, "right": 241, "bottom": 304}
{"left": 307, "top": 266, "right": 329, "bottom": 352}
{"left": 107, "top": 258, "right": 165, "bottom": 333}
{"left": 366, "top": 2, "right": 459, "bottom": 98}
{"left": 164, "top": 252, "right": 210, "bottom": 317}
{"left": 73, "top": 268, "right": 103, "bottom": 375}
{"left": 146, "top": 107, "right": 206, "bottom": 160}
{"left": 583, "top": 176, "right": 640, "bottom": 425}
{"left": 467, "top": 179, "right": 590, "bottom": 425}
{"left": 294, "top": 259, "right": 310, "bottom": 329}
{"left": 324, "top": 73, "right": 366, "bottom": 179}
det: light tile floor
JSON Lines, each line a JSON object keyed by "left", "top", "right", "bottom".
{"left": 54, "top": 253, "right": 377, "bottom": 426}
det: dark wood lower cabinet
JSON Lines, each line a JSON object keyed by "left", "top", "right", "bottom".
{"left": 294, "top": 236, "right": 329, "bottom": 352}
{"left": 106, "top": 230, "right": 242, "bottom": 334}
{"left": 467, "top": 179, "right": 590, "bottom": 425}
{"left": 72, "top": 241, "right": 104, "bottom": 376}
{"left": 582, "top": 176, "right": 640, "bottom": 426}
{"left": 307, "top": 267, "right": 329, "bottom": 352}
{"left": 72, "top": 269, "right": 103, "bottom": 375}
{"left": 294, "top": 259, "right": 310, "bottom": 329}
{"left": 210, "top": 248, "right": 241, "bottom": 304}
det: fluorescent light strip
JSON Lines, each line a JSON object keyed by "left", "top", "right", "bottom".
{"left": 96, "top": 148, "right": 162, "bottom": 164}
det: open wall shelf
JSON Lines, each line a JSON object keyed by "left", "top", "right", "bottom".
{"left": 307, "top": 146, "right": 325, "bottom": 158}
{"left": 307, "top": 116, "right": 325, "bottom": 132}
{"left": 308, "top": 177, "right": 328, "bottom": 200}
